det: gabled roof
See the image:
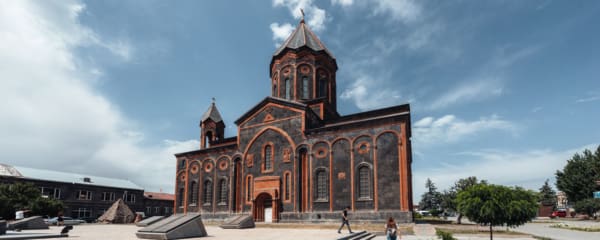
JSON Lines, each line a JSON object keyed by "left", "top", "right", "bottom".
{"left": 200, "top": 101, "right": 223, "bottom": 123}
{"left": 144, "top": 192, "right": 174, "bottom": 201}
{"left": 0, "top": 163, "right": 143, "bottom": 190}
{"left": 272, "top": 19, "right": 335, "bottom": 60}
{"left": 234, "top": 96, "right": 308, "bottom": 125}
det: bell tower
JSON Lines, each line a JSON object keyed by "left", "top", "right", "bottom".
{"left": 200, "top": 98, "right": 225, "bottom": 149}
{"left": 269, "top": 17, "right": 338, "bottom": 115}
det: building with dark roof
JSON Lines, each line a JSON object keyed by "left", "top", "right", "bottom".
{"left": 0, "top": 163, "right": 173, "bottom": 220}
{"left": 174, "top": 19, "right": 413, "bottom": 223}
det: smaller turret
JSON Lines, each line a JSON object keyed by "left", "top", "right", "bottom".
{"left": 200, "top": 98, "right": 225, "bottom": 149}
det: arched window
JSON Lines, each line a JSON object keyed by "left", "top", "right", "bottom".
{"left": 285, "top": 78, "right": 291, "bottom": 99}
{"left": 219, "top": 179, "right": 227, "bottom": 204}
{"left": 358, "top": 166, "right": 371, "bottom": 199}
{"left": 178, "top": 188, "right": 184, "bottom": 207}
{"left": 246, "top": 175, "right": 253, "bottom": 202}
{"left": 263, "top": 145, "right": 273, "bottom": 172}
{"left": 273, "top": 84, "right": 277, "bottom": 96}
{"left": 189, "top": 181, "right": 198, "bottom": 205}
{"left": 318, "top": 78, "right": 327, "bottom": 98}
{"left": 179, "top": 159, "right": 186, "bottom": 169}
{"left": 316, "top": 169, "right": 328, "bottom": 201}
{"left": 302, "top": 76, "right": 309, "bottom": 99}
{"left": 203, "top": 180, "right": 212, "bottom": 205}
{"left": 284, "top": 172, "right": 291, "bottom": 201}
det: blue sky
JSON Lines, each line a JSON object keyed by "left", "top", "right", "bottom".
{"left": 1, "top": 0, "right": 599, "bottom": 202}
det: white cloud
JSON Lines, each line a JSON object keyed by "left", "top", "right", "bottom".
{"left": 413, "top": 114, "right": 516, "bottom": 147}
{"left": 339, "top": 75, "right": 405, "bottom": 111}
{"left": 371, "top": 0, "right": 422, "bottom": 23}
{"left": 271, "top": 0, "right": 328, "bottom": 45}
{"left": 331, "top": 0, "right": 353, "bottom": 6}
{"left": 269, "top": 22, "right": 295, "bottom": 45}
{"left": 428, "top": 79, "right": 504, "bottom": 110}
{"left": 0, "top": 0, "right": 192, "bottom": 193}
{"left": 412, "top": 144, "right": 598, "bottom": 202}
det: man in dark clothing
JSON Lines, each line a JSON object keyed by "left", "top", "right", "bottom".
{"left": 337, "top": 206, "right": 353, "bottom": 234}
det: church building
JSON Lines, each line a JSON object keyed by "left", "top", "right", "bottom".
{"left": 173, "top": 19, "right": 413, "bottom": 223}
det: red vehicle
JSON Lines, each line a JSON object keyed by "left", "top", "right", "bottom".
{"left": 551, "top": 210, "right": 567, "bottom": 218}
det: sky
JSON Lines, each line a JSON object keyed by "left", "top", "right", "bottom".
{"left": 1, "top": 0, "right": 599, "bottom": 203}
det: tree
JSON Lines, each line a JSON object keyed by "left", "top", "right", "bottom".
{"left": 456, "top": 184, "right": 538, "bottom": 240}
{"left": 538, "top": 179, "right": 557, "bottom": 207}
{"left": 0, "top": 182, "right": 64, "bottom": 220}
{"left": 439, "top": 176, "right": 487, "bottom": 224}
{"left": 419, "top": 178, "right": 441, "bottom": 213}
{"left": 556, "top": 145, "right": 600, "bottom": 203}
{"left": 573, "top": 198, "right": 600, "bottom": 219}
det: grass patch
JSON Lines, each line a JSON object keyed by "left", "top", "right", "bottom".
{"left": 549, "top": 223, "right": 600, "bottom": 232}
{"left": 434, "top": 226, "right": 529, "bottom": 236}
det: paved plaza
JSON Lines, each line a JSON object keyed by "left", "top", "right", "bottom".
{"left": 12, "top": 223, "right": 542, "bottom": 240}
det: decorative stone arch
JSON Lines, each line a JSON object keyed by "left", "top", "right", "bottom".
{"left": 243, "top": 126, "right": 297, "bottom": 157}
{"left": 231, "top": 154, "right": 243, "bottom": 212}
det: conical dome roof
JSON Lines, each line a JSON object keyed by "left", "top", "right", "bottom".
{"left": 272, "top": 19, "right": 335, "bottom": 60}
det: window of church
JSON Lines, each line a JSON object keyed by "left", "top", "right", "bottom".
{"left": 318, "top": 78, "right": 327, "bottom": 98}
{"left": 178, "top": 188, "right": 184, "bottom": 207}
{"left": 203, "top": 180, "right": 212, "bottom": 205}
{"left": 246, "top": 175, "right": 253, "bottom": 203}
{"left": 302, "top": 76, "right": 309, "bottom": 99}
{"left": 263, "top": 144, "right": 274, "bottom": 173}
{"left": 218, "top": 179, "right": 227, "bottom": 205}
{"left": 358, "top": 165, "right": 371, "bottom": 199}
{"left": 189, "top": 181, "right": 198, "bottom": 205}
{"left": 285, "top": 78, "right": 291, "bottom": 99}
{"left": 316, "top": 169, "right": 328, "bottom": 201}
{"left": 284, "top": 172, "right": 291, "bottom": 202}
{"left": 179, "top": 159, "right": 186, "bottom": 169}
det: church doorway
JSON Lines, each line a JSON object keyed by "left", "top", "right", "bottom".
{"left": 253, "top": 192, "right": 275, "bottom": 222}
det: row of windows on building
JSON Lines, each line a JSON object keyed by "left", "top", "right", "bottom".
{"left": 244, "top": 165, "right": 372, "bottom": 203}
{"left": 276, "top": 77, "right": 328, "bottom": 100}
{"left": 39, "top": 187, "right": 137, "bottom": 203}
{"left": 179, "top": 179, "right": 228, "bottom": 207}
{"left": 70, "top": 207, "right": 173, "bottom": 219}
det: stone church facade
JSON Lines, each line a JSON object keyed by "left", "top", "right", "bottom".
{"left": 174, "top": 19, "right": 413, "bottom": 223}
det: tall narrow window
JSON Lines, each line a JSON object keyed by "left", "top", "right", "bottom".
{"left": 189, "top": 181, "right": 197, "bottom": 205}
{"left": 246, "top": 175, "right": 253, "bottom": 202}
{"left": 264, "top": 145, "right": 272, "bottom": 171}
{"left": 316, "top": 169, "right": 328, "bottom": 201}
{"left": 302, "top": 77, "right": 309, "bottom": 99}
{"left": 219, "top": 179, "right": 227, "bottom": 204}
{"left": 358, "top": 166, "right": 370, "bottom": 199}
{"left": 178, "top": 188, "right": 184, "bottom": 207}
{"left": 203, "top": 180, "right": 212, "bottom": 205}
{"left": 284, "top": 172, "right": 291, "bottom": 201}
{"left": 273, "top": 84, "right": 277, "bottom": 96}
{"left": 318, "top": 78, "right": 327, "bottom": 98}
{"left": 285, "top": 78, "right": 291, "bottom": 99}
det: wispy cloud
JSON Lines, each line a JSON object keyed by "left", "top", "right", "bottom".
{"left": 428, "top": 78, "right": 504, "bottom": 110}
{"left": 412, "top": 144, "right": 598, "bottom": 202}
{"left": 413, "top": 114, "right": 517, "bottom": 147}
{"left": 0, "top": 0, "right": 191, "bottom": 193}
{"left": 370, "top": 0, "right": 422, "bottom": 23}
{"left": 271, "top": 0, "right": 328, "bottom": 45}
{"left": 339, "top": 74, "right": 405, "bottom": 111}
{"left": 576, "top": 91, "right": 600, "bottom": 103}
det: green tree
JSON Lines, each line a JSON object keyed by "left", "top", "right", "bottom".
{"left": 419, "top": 178, "right": 441, "bottom": 213}
{"left": 0, "top": 182, "right": 64, "bottom": 220}
{"left": 456, "top": 184, "right": 538, "bottom": 240}
{"left": 439, "top": 176, "right": 487, "bottom": 224}
{"left": 556, "top": 145, "right": 600, "bottom": 203}
{"left": 573, "top": 198, "right": 600, "bottom": 219}
{"left": 538, "top": 179, "right": 556, "bottom": 207}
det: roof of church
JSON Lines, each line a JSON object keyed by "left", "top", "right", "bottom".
{"left": 272, "top": 19, "right": 335, "bottom": 59}
{"left": 201, "top": 101, "right": 223, "bottom": 123}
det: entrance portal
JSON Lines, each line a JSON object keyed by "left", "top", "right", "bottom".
{"left": 253, "top": 192, "right": 274, "bottom": 222}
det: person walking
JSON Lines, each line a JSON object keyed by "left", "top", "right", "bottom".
{"left": 385, "top": 217, "right": 399, "bottom": 240}
{"left": 337, "top": 206, "right": 353, "bottom": 234}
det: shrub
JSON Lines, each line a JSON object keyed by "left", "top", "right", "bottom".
{"left": 436, "top": 229, "right": 457, "bottom": 240}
